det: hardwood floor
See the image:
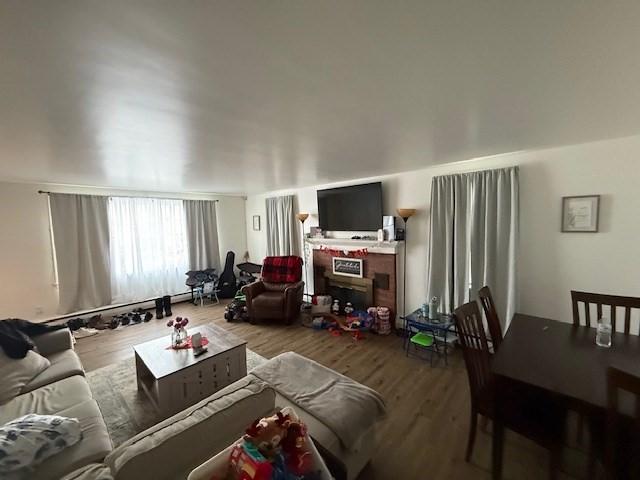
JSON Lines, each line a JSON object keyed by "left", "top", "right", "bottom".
{"left": 75, "top": 301, "right": 574, "bottom": 480}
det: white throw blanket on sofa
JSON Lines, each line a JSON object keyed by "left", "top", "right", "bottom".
{"left": 251, "top": 352, "right": 386, "bottom": 449}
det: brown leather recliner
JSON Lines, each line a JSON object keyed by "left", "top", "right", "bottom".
{"left": 242, "top": 256, "right": 304, "bottom": 324}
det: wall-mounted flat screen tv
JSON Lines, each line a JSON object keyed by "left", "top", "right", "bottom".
{"left": 317, "top": 182, "right": 383, "bottom": 231}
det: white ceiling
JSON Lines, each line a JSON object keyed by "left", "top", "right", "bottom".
{"left": 1, "top": 1, "right": 640, "bottom": 194}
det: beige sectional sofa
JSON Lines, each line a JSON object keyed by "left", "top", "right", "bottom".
{"left": 4, "top": 330, "right": 382, "bottom": 480}
{"left": 65, "top": 354, "right": 381, "bottom": 480}
{"left": 0, "top": 329, "right": 112, "bottom": 480}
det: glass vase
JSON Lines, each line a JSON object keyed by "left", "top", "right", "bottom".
{"left": 172, "top": 327, "right": 187, "bottom": 348}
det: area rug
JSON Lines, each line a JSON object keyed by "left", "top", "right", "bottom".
{"left": 86, "top": 349, "right": 267, "bottom": 447}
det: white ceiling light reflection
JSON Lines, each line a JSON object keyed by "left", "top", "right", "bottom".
{"left": 88, "top": 51, "right": 189, "bottom": 190}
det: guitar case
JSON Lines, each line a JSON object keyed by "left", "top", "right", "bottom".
{"left": 217, "top": 251, "right": 237, "bottom": 298}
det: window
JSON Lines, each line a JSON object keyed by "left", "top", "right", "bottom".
{"left": 108, "top": 197, "right": 188, "bottom": 303}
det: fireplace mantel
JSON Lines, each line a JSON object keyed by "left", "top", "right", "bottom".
{"left": 306, "top": 237, "right": 402, "bottom": 255}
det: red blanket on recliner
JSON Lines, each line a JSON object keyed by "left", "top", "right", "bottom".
{"left": 261, "top": 256, "right": 303, "bottom": 283}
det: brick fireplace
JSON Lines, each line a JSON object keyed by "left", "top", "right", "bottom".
{"left": 311, "top": 239, "right": 400, "bottom": 320}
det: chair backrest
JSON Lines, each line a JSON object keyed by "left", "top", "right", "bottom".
{"left": 606, "top": 367, "right": 640, "bottom": 479}
{"left": 454, "top": 301, "right": 493, "bottom": 404}
{"left": 261, "top": 256, "right": 303, "bottom": 284}
{"left": 571, "top": 291, "right": 640, "bottom": 335}
{"left": 478, "top": 286, "right": 503, "bottom": 351}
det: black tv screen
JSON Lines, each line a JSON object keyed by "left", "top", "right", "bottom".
{"left": 317, "top": 182, "right": 383, "bottom": 231}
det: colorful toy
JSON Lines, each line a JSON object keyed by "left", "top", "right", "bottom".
{"left": 281, "top": 421, "right": 312, "bottom": 475}
{"left": 227, "top": 409, "right": 317, "bottom": 480}
{"left": 367, "top": 307, "right": 378, "bottom": 332}
{"left": 343, "top": 302, "right": 354, "bottom": 315}
{"left": 376, "top": 306, "right": 392, "bottom": 335}
{"left": 243, "top": 411, "right": 291, "bottom": 459}
{"left": 331, "top": 299, "right": 340, "bottom": 315}
{"left": 225, "top": 293, "right": 248, "bottom": 322}
{"left": 227, "top": 441, "right": 273, "bottom": 480}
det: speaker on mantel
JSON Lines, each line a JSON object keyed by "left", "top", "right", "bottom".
{"left": 382, "top": 215, "right": 395, "bottom": 241}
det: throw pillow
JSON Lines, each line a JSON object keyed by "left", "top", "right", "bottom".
{"left": 0, "top": 414, "right": 82, "bottom": 474}
{"left": 0, "top": 349, "right": 50, "bottom": 404}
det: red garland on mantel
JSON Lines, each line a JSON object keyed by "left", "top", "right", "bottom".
{"left": 318, "top": 245, "right": 369, "bottom": 257}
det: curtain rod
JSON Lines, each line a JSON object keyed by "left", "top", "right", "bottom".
{"left": 37, "top": 190, "right": 219, "bottom": 202}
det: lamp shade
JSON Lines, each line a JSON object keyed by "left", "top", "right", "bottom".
{"left": 296, "top": 213, "right": 309, "bottom": 223}
{"left": 396, "top": 208, "right": 416, "bottom": 220}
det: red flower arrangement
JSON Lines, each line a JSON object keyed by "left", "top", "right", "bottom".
{"left": 167, "top": 316, "right": 189, "bottom": 330}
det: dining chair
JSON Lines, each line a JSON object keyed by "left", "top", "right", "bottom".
{"left": 571, "top": 291, "right": 640, "bottom": 335}
{"left": 478, "top": 286, "right": 503, "bottom": 352}
{"left": 454, "top": 300, "right": 566, "bottom": 479}
{"left": 571, "top": 291, "right": 640, "bottom": 473}
{"left": 605, "top": 366, "right": 640, "bottom": 479}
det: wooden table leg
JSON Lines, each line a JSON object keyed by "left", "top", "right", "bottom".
{"left": 492, "top": 376, "right": 505, "bottom": 480}
{"left": 492, "top": 418, "right": 504, "bottom": 479}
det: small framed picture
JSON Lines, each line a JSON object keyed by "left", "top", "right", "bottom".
{"left": 252, "top": 215, "right": 261, "bottom": 231}
{"left": 561, "top": 195, "right": 600, "bottom": 232}
{"left": 332, "top": 257, "right": 363, "bottom": 278}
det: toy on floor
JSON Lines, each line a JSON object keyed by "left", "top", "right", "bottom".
{"left": 347, "top": 310, "right": 373, "bottom": 331}
{"left": 376, "top": 306, "right": 392, "bottom": 335}
{"left": 225, "top": 292, "right": 248, "bottom": 322}
{"left": 331, "top": 299, "right": 340, "bottom": 315}
{"left": 329, "top": 315, "right": 366, "bottom": 341}
{"left": 367, "top": 307, "right": 378, "bottom": 333}
{"left": 343, "top": 302, "right": 354, "bottom": 315}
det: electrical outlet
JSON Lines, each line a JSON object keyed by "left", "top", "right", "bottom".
{"left": 35, "top": 307, "right": 44, "bottom": 315}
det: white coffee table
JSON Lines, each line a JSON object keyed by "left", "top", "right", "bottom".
{"left": 134, "top": 324, "right": 247, "bottom": 417}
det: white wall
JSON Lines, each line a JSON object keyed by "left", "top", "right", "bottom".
{"left": 245, "top": 134, "right": 640, "bottom": 324}
{"left": 0, "top": 182, "right": 247, "bottom": 320}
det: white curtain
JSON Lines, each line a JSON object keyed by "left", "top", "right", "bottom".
{"left": 184, "top": 200, "right": 220, "bottom": 271}
{"left": 49, "top": 194, "right": 112, "bottom": 313}
{"left": 266, "top": 195, "right": 299, "bottom": 256}
{"left": 427, "top": 167, "right": 519, "bottom": 329}
{"left": 108, "top": 197, "right": 189, "bottom": 303}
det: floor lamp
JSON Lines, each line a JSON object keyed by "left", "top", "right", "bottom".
{"left": 397, "top": 208, "right": 416, "bottom": 319}
{"left": 296, "top": 213, "right": 309, "bottom": 302}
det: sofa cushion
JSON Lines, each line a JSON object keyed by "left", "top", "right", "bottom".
{"left": 0, "top": 414, "right": 82, "bottom": 476}
{"left": 105, "top": 375, "right": 275, "bottom": 480}
{"left": 22, "top": 349, "right": 85, "bottom": 393}
{"left": 0, "top": 376, "right": 92, "bottom": 425}
{"left": 32, "top": 329, "right": 74, "bottom": 357}
{"left": 0, "top": 349, "right": 50, "bottom": 405}
{"left": 253, "top": 291, "right": 284, "bottom": 310}
{"left": 30, "top": 400, "right": 112, "bottom": 480}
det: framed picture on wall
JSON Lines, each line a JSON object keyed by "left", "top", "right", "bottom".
{"left": 561, "top": 195, "right": 600, "bottom": 232}
{"left": 252, "top": 215, "right": 261, "bottom": 231}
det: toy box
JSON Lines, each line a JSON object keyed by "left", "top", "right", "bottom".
{"left": 187, "top": 408, "right": 332, "bottom": 480}
{"left": 310, "top": 295, "right": 332, "bottom": 315}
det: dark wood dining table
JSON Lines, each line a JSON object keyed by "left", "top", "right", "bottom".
{"left": 490, "top": 313, "right": 640, "bottom": 478}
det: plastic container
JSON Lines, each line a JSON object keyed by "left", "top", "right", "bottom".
{"left": 187, "top": 419, "right": 333, "bottom": 480}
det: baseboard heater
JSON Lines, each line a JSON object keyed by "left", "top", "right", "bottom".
{"left": 43, "top": 291, "right": 194, "bottom": 324}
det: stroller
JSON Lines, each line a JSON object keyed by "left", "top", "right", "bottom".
{"left": 185, "top": 268, "right": 219, "bottom": 306}
{"left": 185, "top": 251, "right": 239, "bottom": 307}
